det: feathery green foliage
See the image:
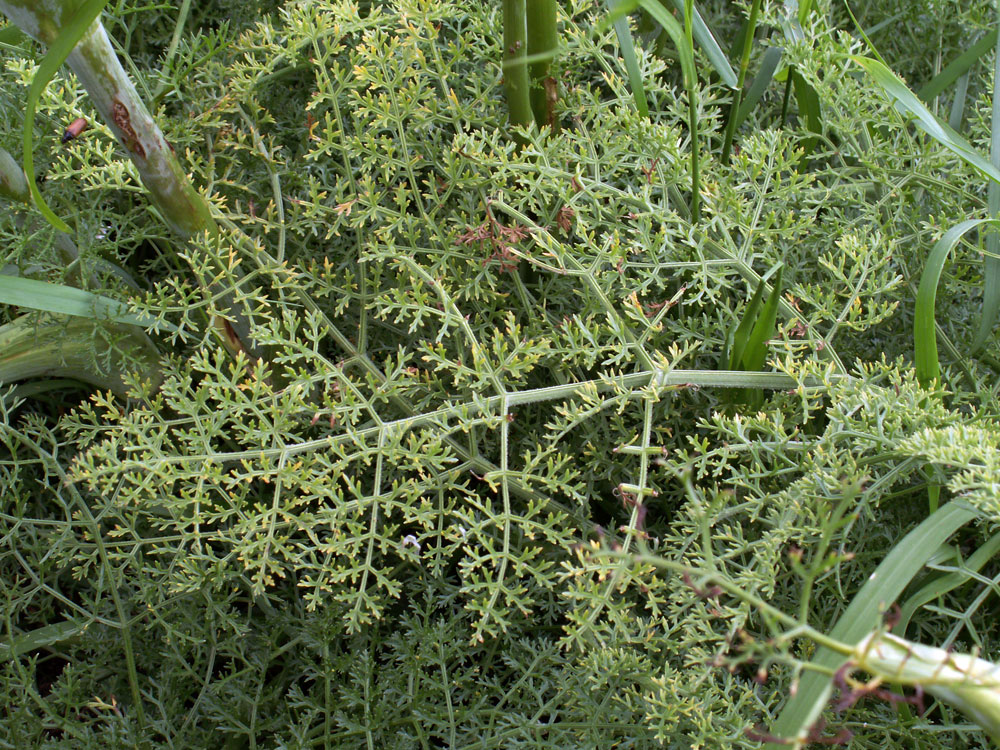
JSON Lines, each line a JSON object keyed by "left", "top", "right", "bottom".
{"left": 2, "top": 0, "right": 1000, "bottom": 747}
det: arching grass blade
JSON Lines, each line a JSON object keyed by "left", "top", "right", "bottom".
{"left": 763, "top": 501, "right": 980, "bottom": 750}
{"left": 855, "top": 56, "right": 1000, "bottom": 185}
{"left": 915, "top": 219, "right": 994, "bottom": 385}
{"left": 895, "top": 531, "right": 1000, "bottom": 636}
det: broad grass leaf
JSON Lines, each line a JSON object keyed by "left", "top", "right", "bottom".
{"left": 0, "top": 274, "right": 174, "bottom": 331}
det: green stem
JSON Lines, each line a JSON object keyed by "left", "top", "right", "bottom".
{"left": 160, "top": 0, "right": 192, "bottom": 82}
{"left": 0, "top": 313, "right": 161, "bottom": 397}
{"left": 503, "top": 0, "right": 533, "bottom": 138}
{"left": 65, "top": 22, "right": 214, "bottom": 238}
{"left": 684, "top": 0, "right": 700, "bottom": 222}
{"left": 721, "top": 0, "right": 762, "bottom": 165}
{"left": 780, "top": 65, "right": 793, "bottom": 124}
{"left": 0, "top": 2, "right": 256, "bottom": 359}
{"left": 526, "top": 0, "right": 557, "bottom": 131}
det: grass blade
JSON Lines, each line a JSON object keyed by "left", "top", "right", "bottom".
{"left": 20, "top": 0, "right": 109, "bottom": 234}
{"left": 918, "top": 30, "right": 997, "bottom": 104}
{"left": 763, "top": 501, "right": 980, "bottom": 750}
{"left": 664, "top": 0, "right": 737, "bottom": 87}
{"left": 635, "top": 0, "right": 698, "bottom": 219}
{"left": 727, "top": 273, "right": 768, "bottom": 370}
{"left": 730, "top": 266, "right": 783, "bottom": 406}
{"left": 682, "top": 0, "right": 699, "bottom": 221}
{"left": 797, "top": 0, "right": 816, "bottom": 24}
{"left": 948, "top": 71, "right": 970, "bottom": 131}
{"left": 972, "top": 11, "right": 1000, "bottom": 353}
{"left": 608, "top": 0, "right": 649, "bottom": 118}
{"left": 0, "top": 274, "right": 175, "bottom": 331}
{"left": 734, "top": 46, "right": 783, "bottom": 129}
{"left": 895, "top": 531, "right": 1000, "bottom": 636}
{"left": 741, "top": 265, "right": 783, "bottom": 374}
{"left": 0, "top": 21, "right": 25, "bottom": 46}
{"left": 636, "top": 1, "right": 695, "bottom": 103}
{"left": 792, "top": 69, "right": 821, "bottom": 156}
{"left": 778, "top": 0, "right": 805, "bottom": 43}
{"left": 0, "top": 620, "right": 87, "bottom": 659}
{"left": 914, "top": 219, "right": 994, "bottom": 385}
{"left": 721, "top": 0, "right": 762, "bottom": 165}
{"left": 855, "top": 55, "right": 1000, "bottom": 186}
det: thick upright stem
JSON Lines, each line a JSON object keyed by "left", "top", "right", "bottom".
{"left": 503, "top": 0, "right": 533, "bottom": 137}
{"left": 526, "top": 0, "right": 557, "bottom": 131}
{"left": 67, "top": 22, "right": 214, "bottom": 239}
{"left": 0, "top": 2, "right": 211, "bottom": 236}
{"left": 0, "top": 2, "right": 254, "bottom": 357}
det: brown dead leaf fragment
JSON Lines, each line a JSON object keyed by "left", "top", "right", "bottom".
{"left": 556, "top": 205, "right": 575, "bottom": 233}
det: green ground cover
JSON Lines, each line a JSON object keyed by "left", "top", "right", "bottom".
{"left": 2, "top": 0, "right": 1000, "bottom": 746}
